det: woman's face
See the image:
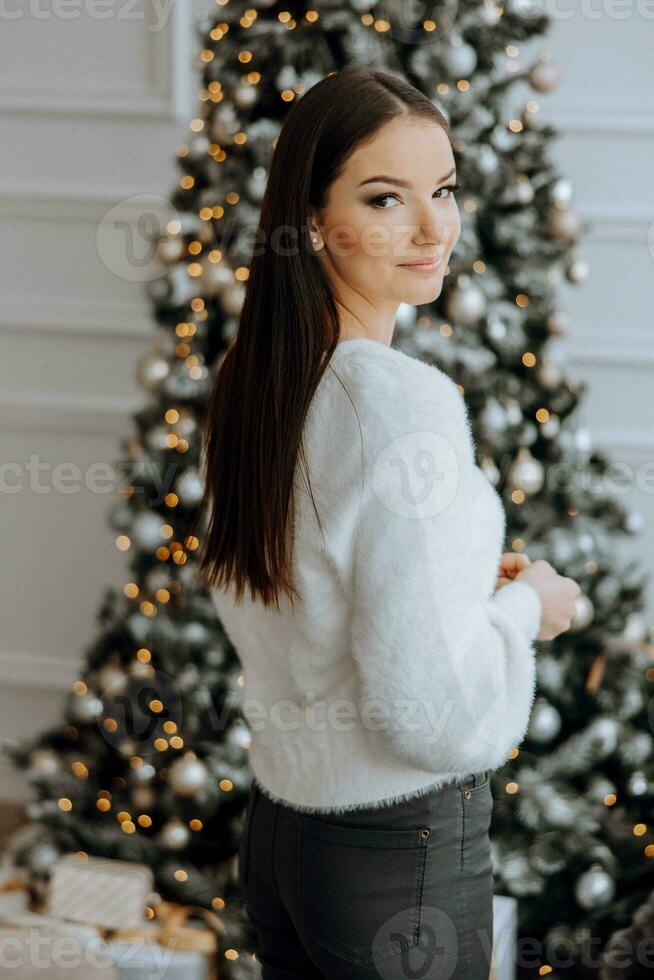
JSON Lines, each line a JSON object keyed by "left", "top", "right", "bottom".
{"left": 309, "top": 116, "right": 461, "bottom": 317}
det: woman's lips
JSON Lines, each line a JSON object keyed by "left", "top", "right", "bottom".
{"left": 397, "top": 254, "right": 445, "bottom": 273}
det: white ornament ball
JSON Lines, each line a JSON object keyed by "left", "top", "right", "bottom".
{"left": 145, "top": 423, "right": 171, "bottom": 452}
{"left": 478, "top": 145, "right": 499, "bottom": 175}
{"left": 118, "top": 739, "right": 136, "bottom": 757}
{"left": 528, "top": 698, "right": 561, "bottom": 743}
{"left": 133, "top": 763, "right": 157, "bottom": 783}
{"left": 188, "top": 134, "right": 210, "bottom": 159}
{"left": 624, "top": 732, "right": 652, "bottom": 766}
{"left": 145, "top": 567, "right": 172, "bottom": 594}
{"left": 246, "top": 170, "right": 268, "bottom": 203}
{"left": 575, "top": 864, "right": 615, "bottom": 910}
{"left": 551, "top": 178, "right": 573, "bottom": 206}
{"left": 530, "top": 59, "right": 561, "bottom": 93}
{"left": 514, "top": 178, "right": 535, "bottom": 205}
{"left": 548, "top": 207, "right": 582, "bottom": 241}
{"left": 547, "top": 309, "right": 571, "bottom": 336}
{"left": 233, "top": 84, "right": 258, "bottom": 110}
{"left": 138, "top": 352, "right": 170, "bottom": 390}
{"left": 221, "top": 282, "right": 247, "bottom": 317}
{"left": 132, "top": 512, "right": 165, "bottom": 550}
{"left": 566, "top": 255, "right": 590, "bottom": 284}
{"left": 29, "top": 842, "right": 61, "bottom": 875}
{"left": 538, "top": 358, "right": 562, "bottom": 389}
{"left": 505, "top": 399, "right": 524, "bottom": 427}
{"left": 209, "top": 106, "right": 239, "bottom": 144}
{"left": 590, "top": 716, "right": 620, "bottom": 755}
{"left": 569, "top": 594, "right": 594, "bottom": 632}
{"left": 541, "top": 415, "right": 560, "bottom": 439}
{"left": 155, "top": 236, "right": 185, "bottom": 267}
{"left": 29, "top": 748, "right": 60, "bottom": 776}
{"left": 159, "top": 817, "right": 191, "bottom": 851}
{"left": 174, "top": 408, "right": 198, "bottom": 439}
{"left": 626, "top": 509, "right": 644, "bottom": 533}
{"left": 276, "top": 65, "right": 298, "bottom": 92}
{"left": 71, "top": 693, "right": 103, "bottom": 723}
{"left": 442, "top": 39, "right": 477, "bottom": 78}
{"left": 168, "top": 754, "right": 209, "bottom": 797}
{"left": 523, "top": 103, "right": 544, "bottom": 130}
{"left": 96, "top": 665, "right": 127, "bottom": 698}
{"left": 510, "top": 453, "right": 544, "bottom": 495}
{"left": 588, "top": 775, "right": 615, "bottom": 804}
{"left": 492, "top": 125, "right": 517, "bottom": 153}
{"left": 481, "top": 399, "right": 508, "bottom": 434}
{"left": 175, "top": 468, "right": 205, "bottom": 507}
{"left": 506, "top": 0, "right": 541, "bottom": 15}
{"left": 627, "top": 771, "right": 648, "bottom": 796}
{"left": 395, "top": 302, "right": 417, "bottom": 330}
{"left": 201, "top": 260, "right": 234, "bottom": 296}
{"left": 481, "top": 0, "right": 501, "bottom": 24}
{"left": 623, "top": 612, "right": 647, "bottom": 646}
{"left": 445, "top": 277, "right": 486, "bottom": 324}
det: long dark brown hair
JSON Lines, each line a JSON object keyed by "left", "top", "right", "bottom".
{"left": 197, "top": 65, "right": 452, "bottom": 611}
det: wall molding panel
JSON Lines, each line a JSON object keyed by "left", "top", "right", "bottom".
{"left": 0, "top": 0, "right": 195, "bottom": 122}
{"left": 0, "top": 651, "right": 81, "bottom": 693}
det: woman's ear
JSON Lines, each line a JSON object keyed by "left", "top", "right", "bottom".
{"left": 307, "top": 212, "right": 324, "bottom": 251}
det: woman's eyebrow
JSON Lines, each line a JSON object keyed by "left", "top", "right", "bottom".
{"left": 357, "top": 166, "right": 456, "bottom": 188}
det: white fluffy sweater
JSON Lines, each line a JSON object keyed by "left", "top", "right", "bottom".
{"left": 210, "top": 337, "right": 542, "bottom": 814}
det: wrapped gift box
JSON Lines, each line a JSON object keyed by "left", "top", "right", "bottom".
{"left": 0, "top": 902, "right": 217, "bottom": 980}
{"left": 107, "top": 937, "right": 214, "bottom": 980}
{"left": 491, "top": 893, "right": 517, "bottom": 980}
{"left": 0, "top": 909, "right": 119, "bottom": 979}
{"left": 47, "top": 854, "right": 154, "bottom": 931}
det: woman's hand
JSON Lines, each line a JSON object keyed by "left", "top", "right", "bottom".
{"left": 513, "top": 559, "right": 582, "bottom": 640}
{"left": 495, "top": 552, "right": 531, "bottom": 591}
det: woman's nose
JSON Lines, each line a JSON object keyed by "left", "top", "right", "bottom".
{"left": 413, "top": 200, "right": 446, "bottom": 245}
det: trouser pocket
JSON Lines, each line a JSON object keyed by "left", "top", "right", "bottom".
{"left": 457, "top": 769, "right": 491, "bottom": 798}
{"left": 297, "top": 815, "right": 431, "bottom": 967}
{"left": 457, "top": 771, "right": 493, "bottom": 875}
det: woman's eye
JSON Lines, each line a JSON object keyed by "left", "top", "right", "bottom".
{"left": 369, "top": 193, "right": 399, "bottom": 209}
{"left": 369, "top": 183, "right": 460, "bottom": 209}
{"left": 436, "top": 182, "right": 460, "bottom": 198}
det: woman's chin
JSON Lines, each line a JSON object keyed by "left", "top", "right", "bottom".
{"left": 400, "top": 278, "right": 445, "bottom": 304}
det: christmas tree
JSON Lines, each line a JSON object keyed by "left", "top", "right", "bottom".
{"left": 4, "top": 0, "right": 653, "bottom": 977}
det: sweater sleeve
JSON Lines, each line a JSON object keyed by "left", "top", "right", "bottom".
{"left": 346, "top": 355, "right": 542, "bottom": 776}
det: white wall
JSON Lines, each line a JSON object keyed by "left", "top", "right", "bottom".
{"left": 0, "top": 0, "right": 204, "bottom": 800}
{"left": 538, "top": 9, "right": 654, "bottom": 617}
{"left": 0, "top": 8, "right": 652, "bottom": 802}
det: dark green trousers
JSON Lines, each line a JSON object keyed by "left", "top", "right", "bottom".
{"left": 238, "top": 770, "right": 494, "bottom": 979}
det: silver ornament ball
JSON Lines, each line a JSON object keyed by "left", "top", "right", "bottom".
{"left": 159, "top": 817, "right": 191, "bottom": 851}
{"left": 168, "top": 754, "right": 209, "bottom": 797}
{"left": 445, "top": 278, "right": 486, "bottom": 325}
{"left": 575, "top": 864, "right": 615, "bottom": 910}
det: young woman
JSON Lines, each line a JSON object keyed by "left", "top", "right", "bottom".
{"left": 199, "top": 66, "right": 580, "bottom": 980}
